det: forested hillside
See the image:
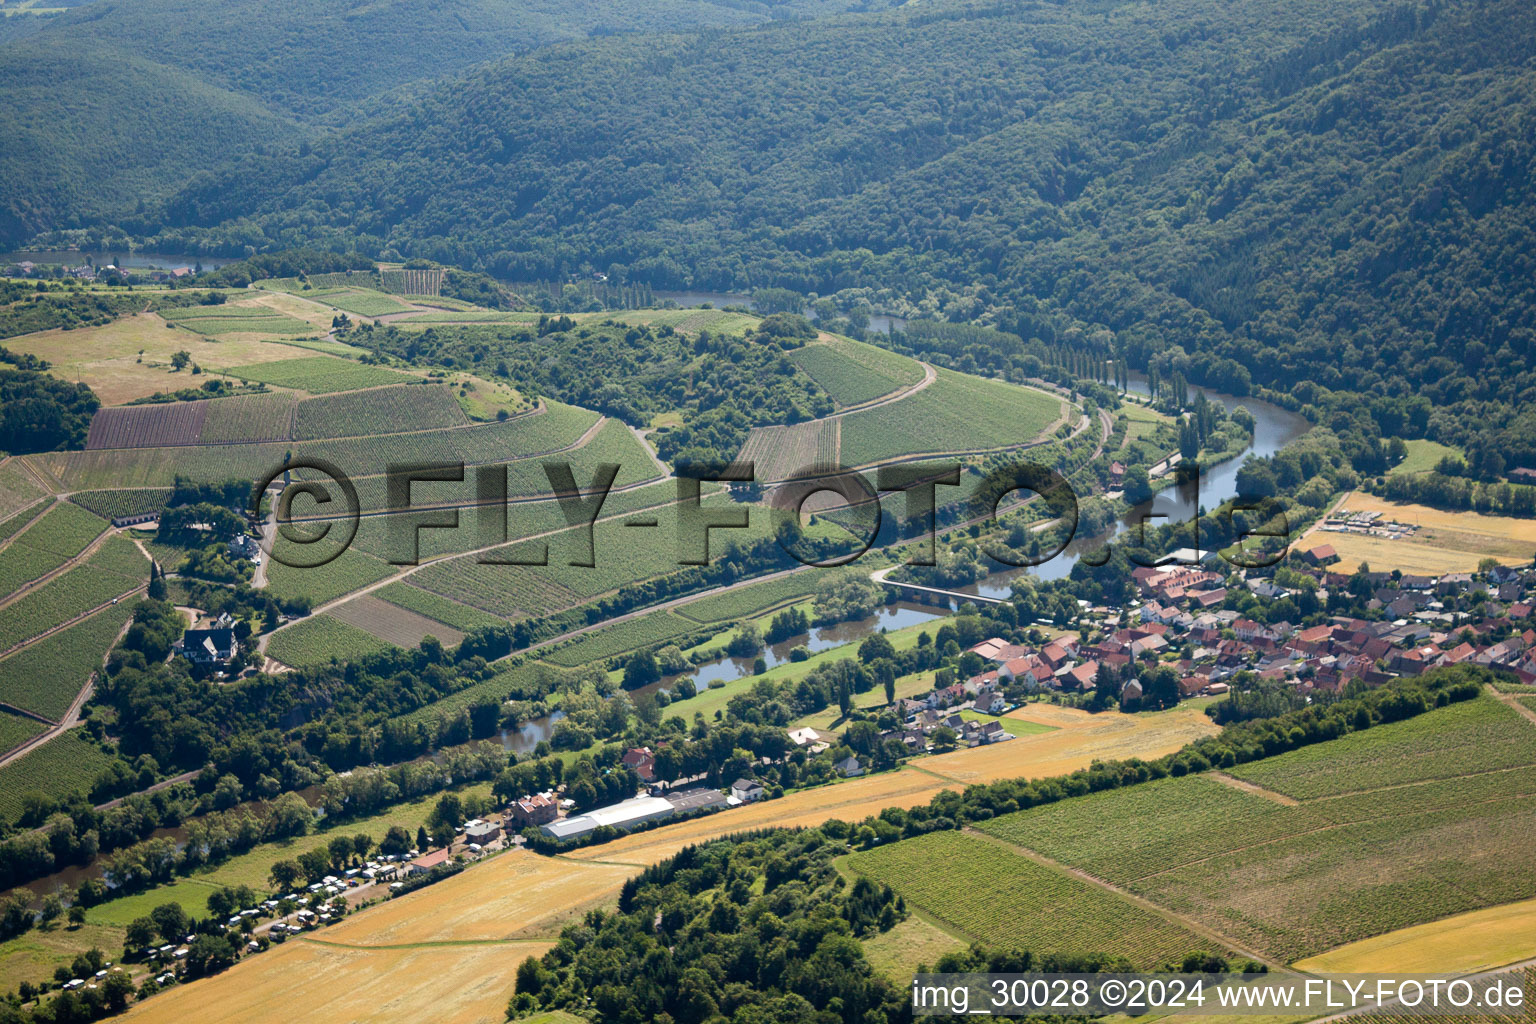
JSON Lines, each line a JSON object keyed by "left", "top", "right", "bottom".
{"left": 121, "top": 0, "right": 1534, "bottom": 471}
{"left": 0, "top": 0, "right": 897, "bottom": 245}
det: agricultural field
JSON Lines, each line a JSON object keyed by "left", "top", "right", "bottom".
{"left": 375, "top": 582, "right": 505, "bottom": 633}
{"left": 4, "top": 313, "right": 327, "bottom": 405}
{"left": 392, "top": 310, "right": 533, "bottom": 324}
{"left": 0, "top": 541, "right": 147, "bottom": 654}
{"left": 67, "top": 489, "right": 172, "bottom": 520}
{"left": 541, "top": 609, "right": 702, "bottom": 668}
{"left": 789, "top": 337, "right": 925, "bottom": 407}
{"left": 673, "top": 571, "right": 818, "bottom": 623}
{"left": 328, "top": 593, "right": 466, "bottom": 648}
{"left": 844, "top": 830, "right": 1213, "bottom": 969}
{"left": 380, "top": 267, "right": 447, "bottom": 295}
{"left": 85, "top": 400, "right": 208, "bottom": 448}
{"left": 291, "top": 383, "right": 468, "bottom": 439}
{"left": 976, "top": 699, "right": 1536, "bottom": 964}
{"left": 1294, "top": 897, "right": 1536, "bottom": 975}
{"left": 159, "top": 304, "right": 313, "bottom": 336}
{"left": 26, "top": 441, "right": 290, "bottom": 490}
{"left": 1305, "top": 491, "right": 1536, "bottom": 574}
{"left": 839, "top": 368, "right": 1063, "bottom": 466}
{"left": 859, "top": 916, "right": 966, "bottom": 983}
{"left": 0, "top": 499, "right": 51, "bottom": 546}
{"left": 0, "top": 462, "right": 48, "bottom": 522}
{"left": 0, "top": 600, "right": 137, "bottom": 720}
{"left": 598, "top": 308, "right": 758, "bottom": 336}
{"left": 395, "top": 661, "right": 548, "bottom": 726}
{"left": 266, "top": 614, "right": 395, "bottom": 667}
{"left": 0, "top": 732, "right": 118, "bottom": 824}
{"left": 736, "top": 418, "right": 839, "bottom": 482}
{"left": 449, "top": 375, "right": 533, "bottom": 420}
{"left": 1227, "top": 693, "right": 1535, "bottom": 799}
{"left": 308, "top": 288, "right": 415, "bottom": 317}
{"left": 224, "top": 355, "right": 420, "bottom": 393}
{"left": 196, "top": 392, "right": 298, "bottom": 442}
{"left": 263, "top": 547, "right": 395, "bottom": 608}
{"left": 0, "top": 711, "right": 44, "bottom": 756}
{"left": 956, "top": 708, "right": 1057, "bottom": 737}
{"left": 0, "top": 501, "right": 108, "bottom": 602}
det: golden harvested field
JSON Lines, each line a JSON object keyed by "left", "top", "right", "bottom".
{"left": 121, "top": 937, "right": 551, "bottom": 1024}
{"left": 919, "top": 703, "right": 1218, "bottom": 784}
{"left": 7, "top": 312, "right": 317, "bottom": 404}
{"left": 321, "top": 851, "right": 633, "bottom": 945}
{"left": 1293, "top": 897, "right": 1536, "bottom": 975}
{"left": 1302, "top": 492, "right": 1536, "bottom": 574}
{"left": 115, "top": 704, "right": 1209, "bottom": 1022}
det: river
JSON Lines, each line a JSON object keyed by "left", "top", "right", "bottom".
{"left": 1, "top": 250, "right": 235, "bottom": 270}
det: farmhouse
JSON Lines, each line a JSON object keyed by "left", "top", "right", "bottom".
{"left": 178, "top": 627, "right": 236, "bottom": 666}
{"left": 509, "top": 793, "right": 558, "bottom": 826}
{"left": 621, "top": 746, "right": 657, "bottom": 782}
{"left": 464, "top": 820, "right": 501, "bottom": 845}
{"left": 405, "top": 849, "right": 452, "bottom": 876}
{"left": 729, "top": 778, "right": 765, "bottom": 803}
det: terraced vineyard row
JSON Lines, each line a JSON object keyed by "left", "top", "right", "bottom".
{"left": 840, "top": 368, "right": 1060, "bottom": 465}
{"left": 68, "top": 490, "right": 172, "bottom": 521}
{"left": 267, "top": 614, "right": 395, "bottom": 667}
{"left": 375, "top": 582, "right": 505, "bottom": 633}
{"left": 1227, "top": 694, "right": 1535, "bottom": 799}
{"left": 0, "top": 501, "right": 107, "bottom": 597}
{"left": 86, "top": 400, "right": 209, "bottom": 449}
{"left": 0, "top": 540, "right": 148, "bottom": 653}
{"left": 291, "top": 383, "right": 468, "bottom": 439}
{"left": 0, "top": 599, "right": 137, "bottom": 720}
{"left": 0, "top": 733, "right": 119, "bottom": 824}
{"left": 224, "top": 355, "right": 419, "bottom": 393}
{"left": 789, "top": 337, "right": 924, "bottom": 407}
{"left": 736, "top": 419, "right": 839, "bottom": 482}
{"left": 542, "top": 609, "right": 702, "bottom": 668}
{"left": 845, "top": 830, "right": 1213, "bottom": 969}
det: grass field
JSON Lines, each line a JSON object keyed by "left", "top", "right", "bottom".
{"left": 1293, "top": 896, "right": 1536, "bottom": 975}
{"left": 159, "top": 304, "right": 313, "bottom": 336}
{"left": 0, "top": 599, "right": 136, "bottom": 720}
{"left": 789, "top": 337, "right": 925, "bottom": 407}
{"left": 224, "top": 355, "right": 420, "bottom": 394}
{"left": 956, "top": 708, "right": 1057, "bottom": 737}
{"left": 597, "top": 308, "right": 758, "bottom": 337}
{"left": 5, "top": 314, "right": 323, "bottom": 404}
{"left": 859, "top": 915, "right": 966, "bottom": 982}
{"left": 0, "top": 732, "right": 118, "bottom": 824}
{"left": 1305, "top": 491, "right": 1536, "bottom": 574}
{"left": 328, "top": 594, "right": 466, "bottom": 649}
{"left": 839, "top": 368, "right": 1062, "bottom": 466}
{"left": 844, "top": 830, "right": 1213, "bottom": 968}
{"left": 266, "top": 614, "right": 396, "bottom": 667}
{"left": 1389, "top": 439, "right": 1463, "bottom": 476}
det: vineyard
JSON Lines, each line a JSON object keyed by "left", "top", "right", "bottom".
{"left": 224, "top": 355, "right": 419, "bottom": 393}
{"left": 674, "top": 572, "right": 817, "bottom": 623}
{"left": 375, "top": 582, "right": 505, "bottom": 633}
{"left": 0, "top": 501, "right": 107, "bottom": 597}
{"left": 292, "top": 383, "right": 468, "bottom": 439}
{"left": 1226, "top": 694, "right": 1535, "bottom": 799}
{"left": 974, "top": 697, "right": 1536, "bottom": 963}
{"left": 0, "top": 462, "right": 47, "bottom": 521}
{"left": 379, "top": 268, "right": 445, "bottom": 295}
{"left": 395, "top": 662, "right": 550, "bottom": 726}
{"left": 263, "top": 547, "right": 396, "bottom": 608}
{"left": 604, "top": 308, "right": 758, "bottom": 337}
{"left": 789, "top": 338, "right": 924, "bottom": 407}
{"left": 266, "top": 614, "right": 394, "bottom": 667}
{"left": 0, "top": 711, "right": 44, "bottom": 756}
{"left": 840, "top": 368, "right": 1061, "bottom": 466}
{"left": 736, "top": 418, "right": 839, "bottom": 482}
{"left": 328, "top": 594, "right": 466, "bottom": 648}
{"left": 68, "top": 490, "right": 172, "bottom": 520}
{"left": 0, "top": 600, "right": 136, "bottom": 721}
{"left": 0, "top": 732, "right": 119, "bottom": 824}
{"left": 160, "top": 306, "right": 313, "bottom": 336}
{"left": 196, "top": 393, "right": 297, "bottom": 442}
{"left": 30, "top": 441, "right": 291, "bottom": 490}
{"left": 844, "top": 830, "right": 1213, "bottom": 969}
{"left": 0, "top": 545, "right": 146, "bottom": 654}
{"left": 542, "top": 609, "right": 703, "bottom": 668}
{"left": 85, "top": 401, "right": 209, "bottom": 449}
{"left": 313, "top": 289, "right": 415, "bottom": 317}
